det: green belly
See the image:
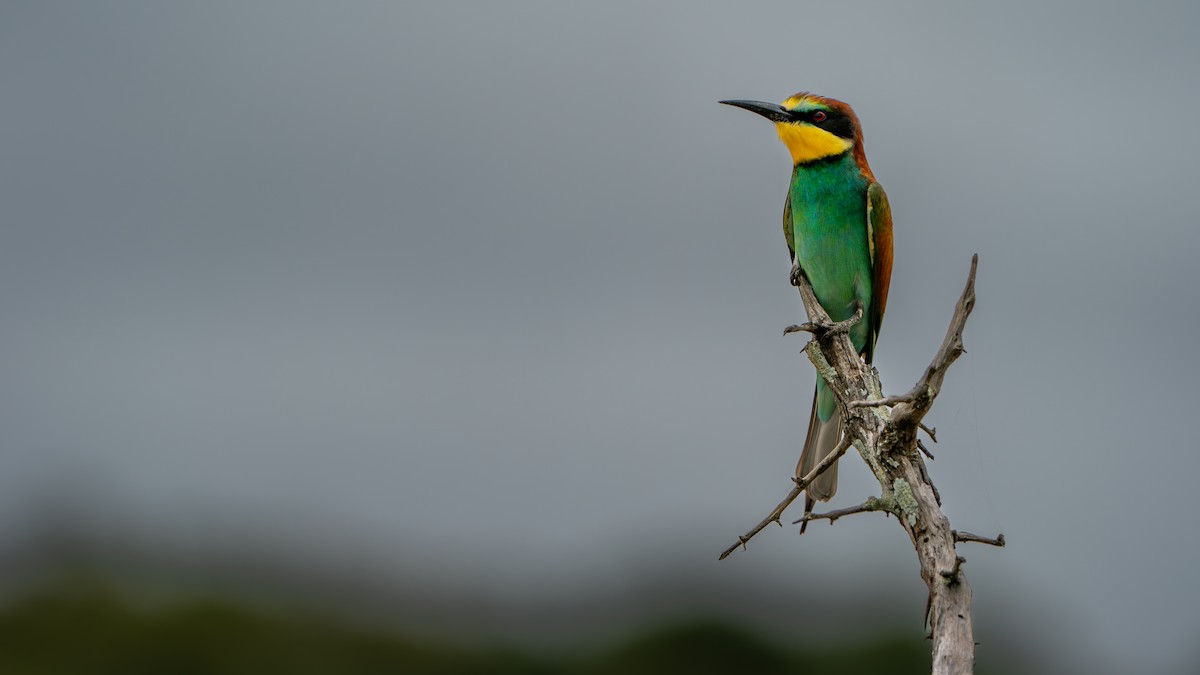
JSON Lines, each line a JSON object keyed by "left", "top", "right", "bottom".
{"left": 787, "top": 153, "right": 874, "bottom": 421}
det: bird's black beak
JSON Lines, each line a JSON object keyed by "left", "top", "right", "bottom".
{"left": 719, "top": 99, "right": 795, "bottom": 123}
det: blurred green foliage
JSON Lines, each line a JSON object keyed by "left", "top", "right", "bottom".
{"left": 0, "top": 582, "right": 980, "bottom": 674}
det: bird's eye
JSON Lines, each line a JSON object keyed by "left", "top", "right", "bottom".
{"left": 812, "top": 111, "right": 827, "bottom": 123}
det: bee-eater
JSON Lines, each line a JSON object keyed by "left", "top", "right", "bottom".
{"left": 720, "top": 93, "right": 893, "bottom": 529}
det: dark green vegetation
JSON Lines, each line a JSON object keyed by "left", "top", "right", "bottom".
{"left": 0, "top": 582, "right": 983, "bottom": 675}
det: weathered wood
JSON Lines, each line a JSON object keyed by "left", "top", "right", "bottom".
{"left": 718, "top": 434, "right": 853, "bottom": 561}
{"left": 720, "top": 255, "right": 1002, "bottom": 675}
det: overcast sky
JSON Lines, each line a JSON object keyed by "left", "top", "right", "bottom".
{"left": 2, "top": 2, "right": 1199, "bottom": 673}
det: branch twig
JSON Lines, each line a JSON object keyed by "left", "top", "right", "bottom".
{"left": 793, "top": 497, "right": 887, "bottom": 526}
{"left": 920, "top": 423, "right": 938, "bottom": 443}
{"left": 953, "top": 531, "right": 1006, "bottom": 547}
{"left": 847, "top": 394, "right": 913, "bottom": 409}
{"left": 782, "top": 304, "right": 862, "bottom": 337}
{"left": 718, "top": 434, "right": 854, "bottom": 560}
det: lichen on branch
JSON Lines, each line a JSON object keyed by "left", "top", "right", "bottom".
{"left": 719, "top": 255, "right": 1003, "bottom": 675}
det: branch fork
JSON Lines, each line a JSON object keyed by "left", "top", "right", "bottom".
{"left": 720, "top": 255, "right": 999, "bottom": 675}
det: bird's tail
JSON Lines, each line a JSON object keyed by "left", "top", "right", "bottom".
{"left": 796, "top": 382, "right": 841, "bottom": 533}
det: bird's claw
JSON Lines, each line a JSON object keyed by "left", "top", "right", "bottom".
{"left": 790, "top": 262, "right": 804, "bottom": 287}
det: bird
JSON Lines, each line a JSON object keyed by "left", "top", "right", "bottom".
{"left": 720, "top": 92, "right": 893, "bottom": 530}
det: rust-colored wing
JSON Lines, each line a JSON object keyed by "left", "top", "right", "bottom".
{"left": 783, "top": 190, "right": 795, "bottom": 262}
{"left": 866, "top": 182, "right": 894, "bottom": 353}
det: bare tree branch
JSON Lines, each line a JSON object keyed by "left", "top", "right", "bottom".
{"left": 718, "top": 434, "right": 854, "bottom": 560}
{"left": 719, "top": 254, "right": 998, "bottom": 675}
{"left": 920, "top": 423, "right": 938, "bottom": 443}
{"left": 953, "top": 531, "right": 1006, "bottom": 547}
{"left": 782, "top": 304, "right": 862, "bottom": 337}
{"left": 847, "top": 394, "right": 914, "bottom": 408}
{"left": 792, "top": 498, "right": 888, "bottom": 526}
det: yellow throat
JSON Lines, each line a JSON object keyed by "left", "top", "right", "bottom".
{"left": 774, "top": 122, "right": 853, "bottom": 165}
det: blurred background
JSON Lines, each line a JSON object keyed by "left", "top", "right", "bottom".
{"left": 3, "top": 1, "right": 1199, "bottom": 673}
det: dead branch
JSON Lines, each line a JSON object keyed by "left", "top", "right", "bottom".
{"left": 920, "top": 423, "right": 938, "bottom": 442}
{"left": 720, "top": 254, "right": 999, "bottom": 675}
{"left": 793, "top": 498, "right": 888, "bottom": 526}
{"left": 782, "top": 304, "right": 862, "bottom": 337}
{"left": 847, "top": 394, "right": 914, "bottom": 408}
{"left": 718, "top": 434, "right": 854, "bottom": 560}
{"left": 953, "top": 531, "right": 1006, "bottom": 547}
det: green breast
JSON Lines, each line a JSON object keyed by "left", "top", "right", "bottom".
{"left": 788, "top": 152, "right": 873, "bottom": 353}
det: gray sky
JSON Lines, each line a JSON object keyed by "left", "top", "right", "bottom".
{"left": 3, "top": 1, "right": 1199, "bottom": 672}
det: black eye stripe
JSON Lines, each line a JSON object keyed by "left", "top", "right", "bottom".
{"left": 797, "top": 109, "right": 855, "bottom": 140}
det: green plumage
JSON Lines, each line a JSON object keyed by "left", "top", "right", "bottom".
{"left": 784, "top": 153, "right": 874, "bottom": 423}
{"left": 786, "top": 151, "right": 892, "bottom": 512}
